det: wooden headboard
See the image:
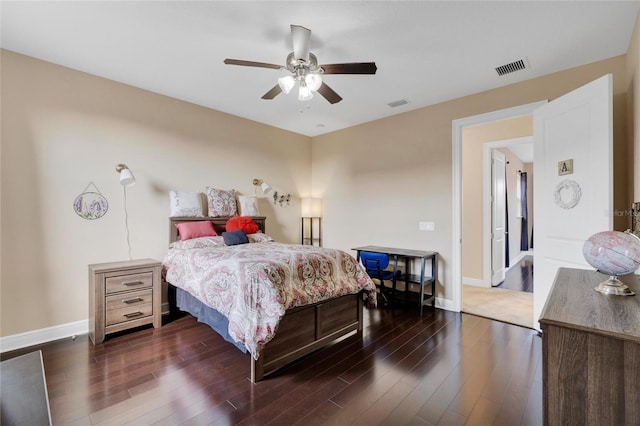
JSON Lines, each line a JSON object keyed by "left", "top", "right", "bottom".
{"left": 169, "top": 216, "right": 266, "bottom": 243}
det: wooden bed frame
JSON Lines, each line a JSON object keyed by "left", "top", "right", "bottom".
{"left": 166, "top": 216, "right": 364, "bottom": 383}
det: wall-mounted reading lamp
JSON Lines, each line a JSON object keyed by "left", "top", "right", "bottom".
{"left": 253, "top": 178, "right": 290, "bottom": 206}
{"left": 253, "top": 178, "right": 272, "bottom": 195}
{"left": 116, "top": 164, "right": 136, "bottom": 187}
{"left": 116, "top": 164, "right": 135, "bottom": 260}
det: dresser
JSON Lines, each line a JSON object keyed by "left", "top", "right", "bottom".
{"left": 89, "top": 259, "right": 162, "bottom": 344}
{"left": 539, "top": 267, "right": 640, "bottom": 425}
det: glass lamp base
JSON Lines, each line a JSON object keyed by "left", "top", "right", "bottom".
{"left": 594, "top": 276, "right": 635, "bottom": 296}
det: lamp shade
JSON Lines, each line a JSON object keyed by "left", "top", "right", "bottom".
{"left": 116, "top": 164, "right": 136, "bottom": 186}
{"left": 301, "top": 198, "right": 322, "bottom": 217}
{"left": 298, "top": 84, "right": 313, "bottom": 101}
{"left": 278, "top": 75, "right": 296, "bottom": 94}
{"left": 305, "top": 73, "right": 322, "bottom": 91}
{"left": 261, "top": 182, "right": 272, "bottom": 195}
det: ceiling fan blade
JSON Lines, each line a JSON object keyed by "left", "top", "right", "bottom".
{"left": 321, "top": 62, "right": 377, "bottom": 75}
{"left": 317, "top": 82, "right": 343, "bottom": 104}
{"left": 261, "top": 84, "right": 282, "bottom": 100}
{"left": 291, "top": 25, "right": 311, "bottom": 62}
{"left": 224, "top": 58, "right": 282, "bottom": 70}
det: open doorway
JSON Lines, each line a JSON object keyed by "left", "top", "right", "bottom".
{"left": 462, "top": 121, "right": 535, "bottom": 327}
{"left": 453, "top": 102, "right": 545, "bottom": 328}
{"left": 453, "top": 75, "right": 614, "bottom": 331}
{"left": 484, "top": 138, "right": 534, "bottom": 292}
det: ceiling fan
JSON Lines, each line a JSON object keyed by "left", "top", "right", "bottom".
{"left": 224, "top": 25, "right": 377, "bottom": 104}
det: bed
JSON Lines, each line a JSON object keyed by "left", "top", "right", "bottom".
{"left": 163, "top": 216, "right": 375, "bottom": 382}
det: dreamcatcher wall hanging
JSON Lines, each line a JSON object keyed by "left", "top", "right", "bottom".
{"left": 74, "top": 182, "right": 108, "bottom": 220}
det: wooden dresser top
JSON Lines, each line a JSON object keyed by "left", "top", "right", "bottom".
{"left": 539, "top": 267, "right": 640, "bottom": 343}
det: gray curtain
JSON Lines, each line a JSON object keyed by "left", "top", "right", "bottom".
{"left": 520, "top": 172, "right": 529, "bottom": 251}
{"left": 505, "top": 169, "right": 510, "bottom": 268}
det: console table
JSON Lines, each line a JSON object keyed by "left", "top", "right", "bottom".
{"left": 352, "top": 245, "right": 437, "bottom": 315}
{"left": 539, "top": 267, "right": 640, "bottom": 425}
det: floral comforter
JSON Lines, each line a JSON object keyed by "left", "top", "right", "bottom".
{"left": 162, "top": 237, "right": 375, "bottom": 359}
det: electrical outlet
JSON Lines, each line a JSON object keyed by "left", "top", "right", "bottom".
{"left": 419, "top": 221, "right": 435, "bottom": 231}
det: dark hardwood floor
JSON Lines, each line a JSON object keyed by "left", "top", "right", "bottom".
{"left": 2, "top": 307, "right": 543, "bottom": 425}
{"left": 495, "top": 255, "right": 534, "bottom": 293}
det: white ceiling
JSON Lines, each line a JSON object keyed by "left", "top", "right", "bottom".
{"left": 2, "top": 1, "right": 639, "bottom": 137}
{"left": 507, "top": 143, "right": 534, "bottom": 164}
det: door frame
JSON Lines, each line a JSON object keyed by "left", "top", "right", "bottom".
{"left": 483, "top": 136, "right": 533, "bottom": 288}
{"left": 451, "top": 101, "right": 547, "bottom": 312}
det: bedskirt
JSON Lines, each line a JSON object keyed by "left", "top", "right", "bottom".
{"left": 175, "top": 286, "right": 246, "bottom": 353}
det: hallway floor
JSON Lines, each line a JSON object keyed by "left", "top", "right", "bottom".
{"left": 495, "top": 255, "right": 534, "bottom": 292}
{"left": 463, "top": 255, "right": 534, "bottom": 328}
{"left": 463, "top": 285, "right": 533, "bottom": 328}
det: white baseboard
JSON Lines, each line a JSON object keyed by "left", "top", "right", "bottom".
{"left": 0, "top": 320, "right": 89, "bottom": 354}
{"left": 463, "top": 277, "right": 489, "bottom": 288}
{"left": 507, "top": 252, "right": 527, "bottom": 270}
{"left": 2, "top": 306, "right": 174, "bottom": 354}
{"left": 436, "top": 297, "right": 458, "bottom": 312}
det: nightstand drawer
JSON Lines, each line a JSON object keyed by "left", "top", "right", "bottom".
{"left": 105, "top": 271, "right": 152, "bottom": 294}
{"left": 105, "top": 289, "right": 153, "bottom": 326}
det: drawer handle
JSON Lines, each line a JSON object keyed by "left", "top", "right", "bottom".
{"left": 122, "top": 280, "right": 144, "bottom": 286}
{"left": 123, "top": 311, "right": 144, "bottom": 318}
{"left": 122, "top": 297, "right": 143, "bottom": 304}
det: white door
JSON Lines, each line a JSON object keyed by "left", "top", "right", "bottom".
{"left": 533, "top": 74, "right": 613, "bottom": 330}
{"left": 491, "top": 149, "right": 506, "bottom": 286}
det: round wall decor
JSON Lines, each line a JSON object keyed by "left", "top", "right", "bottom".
{"left": 554, "top": 179, "right": 582, "bottom": 209}
{"left": 74, "top": 182, "right": 108, "bottom": 220}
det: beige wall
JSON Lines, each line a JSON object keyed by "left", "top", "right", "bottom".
{"left": 1, "top": 15, "right": 637, "bottom": 339}
{"left": 461, "top": 116, "right": 532, "bottom": 281}
{"left": 313, "top": 54, "right": 628, "bottom": 305}
{"left": 0, "top": 50, "right": 311, "bottom": 337}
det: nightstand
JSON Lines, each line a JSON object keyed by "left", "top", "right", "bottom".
{"left": 89, "top": 258, "right": 162, "bottom": 344}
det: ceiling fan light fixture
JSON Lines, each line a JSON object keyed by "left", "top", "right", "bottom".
{"left": 278, "top": 75, "right": 295, "bottom": 94}
{"left": 224, "top": 25, "right": 376, "bottom": 104}
{"left": 298, "top": 82, "right": 313, "bottom": 101}
{"left": 305, "top": 73, "right": 322, "bottom": 91}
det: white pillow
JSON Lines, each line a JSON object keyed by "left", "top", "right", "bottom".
{"left": 237, "top": 195, "right": 260, "bottom": 216}
{"left": 169, "top": 191, "right": 204, "bottom": 217}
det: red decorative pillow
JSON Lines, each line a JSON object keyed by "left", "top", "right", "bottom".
{"left": 176, "top": 221, "right": 217, "bottom": 241}
{"left": 226, "top": 216, "right": 259, "bottom": 234}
